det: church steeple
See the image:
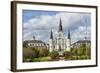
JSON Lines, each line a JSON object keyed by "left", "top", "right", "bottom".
{"left": 58, "top": 18, "right": 63, "bottom": 32}
{"left": 68, "top": 29, "right": 71, "bottom": 39}
{"left": 50, "top": 30, "right": 53, "bottom": 39}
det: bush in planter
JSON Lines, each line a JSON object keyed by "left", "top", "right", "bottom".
{"left": 49, "top": 51, "right": 59, "bottom": 59}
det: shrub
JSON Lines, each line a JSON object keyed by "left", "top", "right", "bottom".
{"left": 49, "top": 51, "right": 59, "bottom": 59}
{"left": 71, "top": 55, "right": 90, "bottom": 60}
{"left": 71, "top": 56, "right": 78, "bottom": 60}
{"left": 80, "top": 55, "right": 90, "bottom": 59}
{"left": 63, "top": 51, "right": 72, "bottom": 60}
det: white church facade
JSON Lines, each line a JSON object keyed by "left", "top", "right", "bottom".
{"left": 49, "top": 19, "right": 71, "bottom": 55}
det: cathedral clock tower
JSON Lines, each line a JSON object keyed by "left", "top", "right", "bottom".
{"left": 49, "top": 30, "right": 54, "bottom": 52}
{"left": 67, "top": 29, "right": 71, "bottom": 51}
{"left": 48, "top": 18, "right": 71, "bottom": 55}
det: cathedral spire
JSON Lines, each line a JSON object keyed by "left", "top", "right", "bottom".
{"left": 68, "top": 29, "right": 71, "bottom": 39}
{"left": 58, "top": 18, "right": 63, "bottom": 32}
{"left": 50, "top": 30, "right": 53, "bottom": 39}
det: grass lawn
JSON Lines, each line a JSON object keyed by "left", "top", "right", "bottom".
{"left": 32, "top": 57, "right": 51, "bottom": 62}
{"left": 24, "top": 55, "right": 91, "bottom": 62}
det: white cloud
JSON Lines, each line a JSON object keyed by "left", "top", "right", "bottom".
{"left": 71, "top": 26, "right": 91, "bottom": 43}
{"left": 23, "top": 12, "right": 86, "bottom": 30}
{"left": 23, "top": 12, "right": 91, "bottom": 43}
{"left": 23, "top": 32, "right": 33, "bottom": 40}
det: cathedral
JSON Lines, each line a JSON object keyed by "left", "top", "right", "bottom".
{"left": 49, "top": 19, "right": 71, "bottom": 55}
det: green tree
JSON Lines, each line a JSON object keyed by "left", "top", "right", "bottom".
{"left": 23, "top": 48, "right": 33, "bottom": 62}
{"left": 71, "top": 48, "right": 78, "bottom": 55}
{"left": 49, "top": 51, "right": 59, "bottom": 59}
{"left": 23, "top": 48, "right": 39, "bottom": 62}
{"left": 77, "top": 43, "right": 86, "bottom": 56}
{"left": 23, "top": 41, "right": 28, "bottom": 48}
{"left": 38, "top": 48, "right": 49, "bottom": 57}
{"left": 31, "top": 48, "right": 39, "bottom": 58}
{"left": 87, "top": 48, "right": 91, "bottom": 57}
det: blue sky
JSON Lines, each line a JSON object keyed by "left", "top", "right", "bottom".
{"left": 22, "top": 10, "right": 58, "bottom": 23}
{"left": 22, "top": 10, "right": 91, "bottom": 43}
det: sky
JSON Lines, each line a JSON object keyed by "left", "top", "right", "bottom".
{"left": 22, "top": 10, "right": 91, "bottom": 44}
